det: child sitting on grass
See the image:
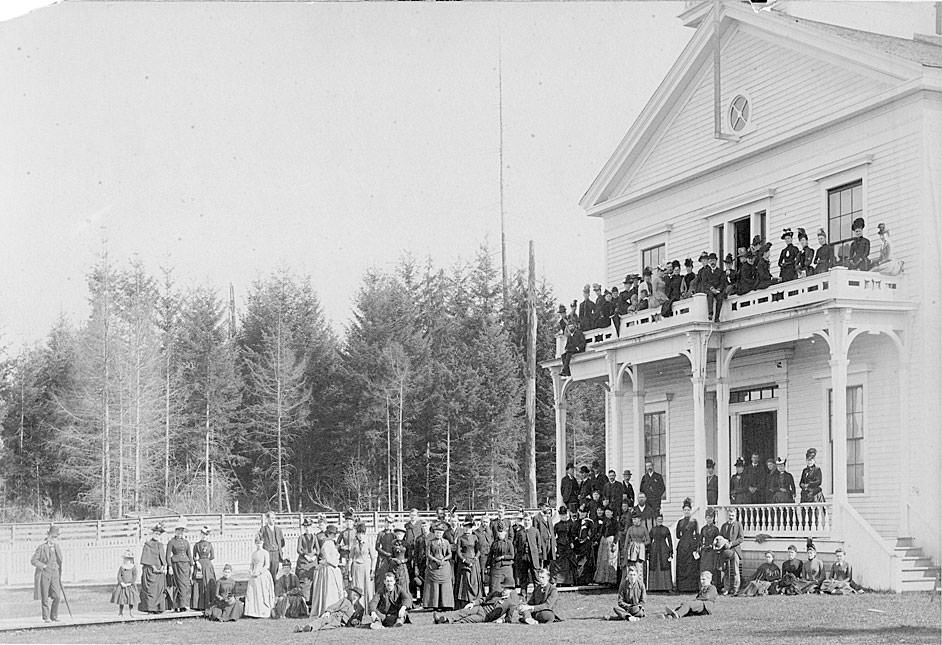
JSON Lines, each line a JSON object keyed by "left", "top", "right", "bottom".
{"left": 609, "top": 565, "right": 645, "bottom": 621}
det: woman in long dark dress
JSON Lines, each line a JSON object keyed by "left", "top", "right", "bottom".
{"left": 139, "top": 524, "right": 168, "bottom": 613}
{"left": 675, "top": 498, "right": 700, "bottom": 593}
{"left": 647, "top": 514, "right": 673, "bottom": 592}
{"left": 190, "top": 526, "right": 216, "bottom": 611}
{"left": 698, "top": 509, "right": 722, "bottom": 593}
{"left": 166, "top": 519, "right": 192, "bottom": 611}
{"left": 455, "top": 516, "right": 481, "bottom": 604}
{"left": 423, "top": 523, "right": 454, "bottom": 610}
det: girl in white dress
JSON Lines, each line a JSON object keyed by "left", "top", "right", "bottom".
{"left": 309, "top": 525, "right": 345, "bottom": 615}
{"left": 244, "top": 536, "right": 275, "bottom": 618}
{"left": 348, "top": 523, "right": 376, "bottom": 607}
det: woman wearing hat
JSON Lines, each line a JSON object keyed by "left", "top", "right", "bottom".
{"left": 698, "top": 509, "right": 722, "bottom": 594}
{"left": 729, "top": 458, "right": 751, "bottom": 504}
{"left": 423, "top": 522, "right": 455, "bottom": 611}
{"left": 455, "top": 515, "right": 482, "bottom": 604}
{"left": 166, "top": 518, "right": 193, "bottom": 612}
{"left": 245, "top": 535, "right": 275, "bottom": 618}
{"left": 846, "top": 217, "right": 871, "bottom": 271}
{"left": 386, "top": 524, "right": 410, "bottom": 597}
{"left": 111, "top": 549, "right": 140, "bottom": 617}
{"left": 296, "top": 518, "right": 319, "bottom": 601}
{"left": 813, "top": 228, "right": 836, "bottom": 274}
{"left": 674, "top": 498, "right": 700, "bottom": 593}
{"left": 348, "top": 522, "right": 376, "bottom": 607}
{"left": 769, "top": 458, "right": 796, "bottom": 503}
{"left": 190, "top": 526, "right": 216, "bottom": 612}
{"left": 870, "top": 223, "right": 902, "bottom": 275}
{"left": 310, "top": 524, "right": 344, "bottom": 616}
{"left": 796, "top": 228, "right": 815, "bottom": 277}
{"left": 778, "top": 228, "right": 799, "bottom": 282}
{"left": 139, "top": 524, "right": 168, "bottom": 613}
{"left": 799, "top": 448, "right": 825, "bottom": 503}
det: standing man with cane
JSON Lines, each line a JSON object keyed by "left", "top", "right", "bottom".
{"left": 31, "top": 524, "right": 64, "bottom": 622}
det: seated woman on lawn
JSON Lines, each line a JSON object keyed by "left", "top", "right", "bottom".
{"left": 205, "top": 564, "right": 243, "bottom": 622}
{"left": 663, "top": 571, "right": 718, "bottom": 619}
{"left": 793, "top": 539, "right": 825, "bottom": 594}
{"left": 608, "top": 565, "right": 645, "bottom": 621}
{"left": 737, "top": 551, "right": 781, "bottom": 597}
{"left": 777, "top": 544, "right": 804, "bottom": 595}
{"left": 820, "top": 548, "right": 864, "bottom": 595}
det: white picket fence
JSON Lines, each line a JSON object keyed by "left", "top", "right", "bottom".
{"left": 0, "top": 510, "right": 532, "bottom": 587}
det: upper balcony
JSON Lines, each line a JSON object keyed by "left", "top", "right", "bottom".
{"left": 555, "top": 267, "right": 907, "bottom": 358}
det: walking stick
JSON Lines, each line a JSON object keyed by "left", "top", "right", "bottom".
{"left": 59, "top": 572, "right": 73, "bottom": 618}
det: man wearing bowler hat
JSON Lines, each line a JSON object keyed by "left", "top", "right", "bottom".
{"left": 31, "top": 524, "right": 63, "bottom": 622}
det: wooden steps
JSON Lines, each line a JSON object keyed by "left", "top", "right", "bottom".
{"left": 894, "top": 537, "right": 941, "bottom": 593}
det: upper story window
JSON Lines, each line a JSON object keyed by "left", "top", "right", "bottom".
{"left": 827, "top": 180, "right": 863, "bottom": 261}
{"left": 641, "top": 243, "right": 665, "bottom": 272}
{"left": 728, "top": 95, "right": 751, "bottom": 133}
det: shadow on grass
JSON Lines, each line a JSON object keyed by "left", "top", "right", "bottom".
{"left": 749, "top": 625, "right": 940, "bottom": 640}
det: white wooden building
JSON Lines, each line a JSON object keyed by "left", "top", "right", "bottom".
{"left": 544, "top": 1, "right": 941, "bottom": 591}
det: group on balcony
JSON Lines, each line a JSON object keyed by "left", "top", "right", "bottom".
{"left": 557, "top": 217, "right": 899, "bottom": 350}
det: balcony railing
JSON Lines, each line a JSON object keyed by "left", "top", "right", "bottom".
{"left": 725, "top": 267, "right": 900, "bottom": 322}
{"left": 710, "top": 503, "right": 832, "bottom": 537}
{"left": 554, "top": 268, "right": 903, "bottom": 358}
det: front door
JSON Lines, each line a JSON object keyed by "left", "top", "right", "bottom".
{"left": 740, "top": 410, "right": 776, "bottom": 464}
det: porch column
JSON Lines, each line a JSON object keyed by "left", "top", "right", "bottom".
{"left": 554, "top": 400, "right": 568, "bottom": 509}
{"left": 897, "top": 360, "right": 910, "bottom": 534}
{"left": 612, "top": 389, "right": 628, "bottom": 474}
{"left": 829, "top": 355, "right": 849, "bottom": 507}
{"left": 692, "top": 375, "right": 707, "bottom": 512}
{"left": 604, "top": 389, "right": 613, "bottom": 472}
{"left": 716, "top": 375, "right": 730, "bottom": 505}
{"left": 631, "top": 367, "right": 646, "bottom": 491}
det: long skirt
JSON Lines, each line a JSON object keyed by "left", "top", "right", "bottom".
{"left": 699, "top": 548, "right": 722, "bottom": 591}
{"left": 244, "top": 571, "right": 275, "bottom": 618}
{"left": 169, "top": 561, "right": 192, "bottom": 609}
{"left": 190, "top": 561, "right": 216, "bottom": 611}
{"left": 551, "top": 553, "right": 575, "bottom": 587}
{"left": 593, "top": 536, "right": 619, "bottom": 585}
{"left": 423, "top": 563, "right": 454, "bottom": 609}
{"left": 738, "top": 579, "right": 772, "bottom": 597}
{"left": 675, "top": 541, "right": 700, "bottom": 593}
{"left": 205, "top": 599, "right": 243, "bottom": 622}
{"left": 647, "top": 563, "right": 672, "bottom": 592}
{"left": 455, "top": 558, "right": 482, "bottom": 604}
{"left": 296, "top": 560, "right": 316, "bottom": 602}
{"left": 139, "top": 565, "right": 167, "bottom": 612}
{"left": 310, "top": 563, "right": 344, "bottom": 616}
{"left": 110, "top": 583, "right": 140, "bottom": 606}
{"left": 349, "top": 560, "right": 374, "bottom": 608}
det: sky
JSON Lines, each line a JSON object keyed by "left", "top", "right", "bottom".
{"left": 0, "top": 1, "right": 934, "bottom": 348}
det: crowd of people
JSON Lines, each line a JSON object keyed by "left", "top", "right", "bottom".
{"left": 558, "top": 218, "right": 898, "bottom": 376}
{"left": 27, "top": 451, "right": 862, "bottom": 630}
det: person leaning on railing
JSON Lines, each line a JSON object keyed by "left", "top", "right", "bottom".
{"left": 559, "top": 321, "right": 586, "bottom": 378}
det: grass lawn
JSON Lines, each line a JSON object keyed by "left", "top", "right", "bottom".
{"left": 0, "top": 586, "right": 939, "bottom": 644}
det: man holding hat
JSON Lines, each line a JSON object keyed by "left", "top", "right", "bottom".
{"left": 778, "top": 228, "right": 800, "bottom": 282}
{"left": 799, "top": 448, "right": 824, "bottom": 503}
{"left": 31, "top": 524, "right": 63, "bottom": 622}
{"left": 847, "top": 217, "right": 871, "bottom": 270}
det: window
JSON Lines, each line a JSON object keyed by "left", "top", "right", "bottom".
{"left": 827, "top": 180, "right": 863, "bottom": 263}
{"left": 828, "top": 385, "right": 865, "bottom": 493}
{"left": 729, "top": 384, "right": 778, "bottom": 404}
{"left": 728, "top": 95, "right": 750, "bottom": 132}
{"left": 644, "top": 411, "right": 667, "bottom": 495}
{"left": 641, "top": 244, "right": 665, "bottom": 272}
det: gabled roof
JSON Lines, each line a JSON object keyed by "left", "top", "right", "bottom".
{"left": 580, "top": 1, "right": 940, "bottom": 214}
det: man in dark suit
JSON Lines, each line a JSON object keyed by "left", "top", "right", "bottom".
{"left": 639, "top": 461, "right": 666, "bottom": 515}
{"left": 560, "top": 463, "right": 579, "bottom": 514}
{"left": 621, "top": 469, "right": 635, "bottom": 508}
{"left": 258, "top": 511, "right": 285, "bottom": 578}
{"left": 560, "top": 322, "right": 585, "bottom": 378}
{"left": 632, "top": 492, "right": 657, "bottom": 534}
{"left": 513, "top": 514, "right": 544, "bottom": 595}
{"left": 31, "top": 524, "right": 63, "bottom": 622}
{"left": 578, "top": 466, "right": 594, "bottom": 505}
{"left": 533, "top": 504, "right": 556, "bottom": 567}
{"left": 719, "top": 508, "right": 744, "bottom": 595}
{"left": 706, "top": 459, "right": 718, "bottom": 506}
{"left": 577, "top": 284, "right": 595, "bottom": 331}
{"left": 601, "top": 470, "right": 626, "bottom": 516}
{"left": 744, "top": 452, "right": 767, "bottom": 505}
{"left": 662, "top": 260, "right": 684, "bottom": 317}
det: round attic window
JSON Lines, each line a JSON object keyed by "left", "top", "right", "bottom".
{"left": 728, "top": 95, "right": 750, "bottom": 132}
